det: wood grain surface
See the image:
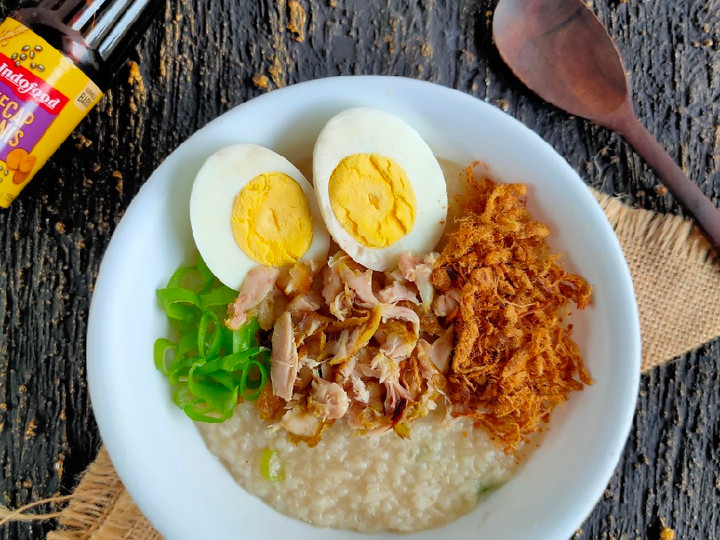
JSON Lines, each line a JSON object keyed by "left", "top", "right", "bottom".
{"left": 0, "top": 0, "right": 718, "bottom": 538}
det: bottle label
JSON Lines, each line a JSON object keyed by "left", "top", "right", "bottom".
{"left": 0, "top": 18, "right": 103, "bottom": 208}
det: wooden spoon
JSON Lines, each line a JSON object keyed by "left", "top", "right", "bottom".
{"left": 493, "top": 0, "right": 720, "bottom": 252}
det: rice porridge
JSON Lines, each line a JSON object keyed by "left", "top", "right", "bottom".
{"left": 197, "top": 405, "right": 516, "bottom": 533}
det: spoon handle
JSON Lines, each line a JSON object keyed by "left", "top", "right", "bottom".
{"left": 618, "top": 114, "right": 720, "bottom": 253}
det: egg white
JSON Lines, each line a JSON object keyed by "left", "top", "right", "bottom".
{"left": 313, "top": 107, "right": 448, "bottom": 271}
{"left": 190, "top": 144, "right": 330, "bottom": 290}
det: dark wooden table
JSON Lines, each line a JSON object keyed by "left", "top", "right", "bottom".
{"left": 1, "top": 1, "right": 718, "bottom": 538}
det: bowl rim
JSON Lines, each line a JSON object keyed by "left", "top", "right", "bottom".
{"left": 87, "top": 75, "right": 641, "bottom": 540}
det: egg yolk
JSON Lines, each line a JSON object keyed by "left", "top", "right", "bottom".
{"left": 328, "top": 154, "right": 416, "bottom": 249}
{"left": 231, "top": 172, "right": 313, "bottom": 267}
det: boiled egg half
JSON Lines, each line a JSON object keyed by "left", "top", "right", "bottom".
{"left": 313, "top": 108, "right": 447, "bottom": 271}
{"left": 190, "top": 144, "right": 330, "bottom": 290}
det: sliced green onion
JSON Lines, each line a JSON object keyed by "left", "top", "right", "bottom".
{"left": 168, "top": 355, "right": 197, "bottom": 384}
{"left": 167, "top": 266, "right": 196, "bottom": 288}
{"left": 234, "top": 317, "right": 260, "bottom": 353}
{"left": 259, "top": 449, "right": 285, "bottom": 482}
{"left": 176, "top": 328, "right": 198, "bottom": 359}
{"left": 157, "top": 287, "right": 201, "bottom": 322}
{"left": 200, "top": 286, "right": 237, "bottom": 309}
{"left": 183, "top": 400, "right": 233, "bottom": 423}
{"left": 168, "top": 262, "right": 210, "bottom": 293}
{"left": 205, "top": 370, "right": 239, "bottom": 392}
{"left": 172, "top": 384, "right": 194, "bottom": 408}
{"left": 195, "top": 254, "right": 215, "bottom": 292}
{"left": 187, "top": 363, "right": 238, "bottom": 412}
{"left": 197, "top": 347, "right": 267, "bottom": 375}
{"left": 153, "top": 338, "right": 176, "bottom": 375}
{"left": 197, "top": 311, "right": 222, "bottom": 359}
{"left": 155, "top": 258, "right": 270, "bottom": 423}
{"left": 239, "top": 355, "right": 269, "bottom": 401}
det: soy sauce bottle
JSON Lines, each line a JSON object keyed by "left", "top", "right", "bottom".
{"left": 0, "top": 0, "right": 161, "bottom": 208}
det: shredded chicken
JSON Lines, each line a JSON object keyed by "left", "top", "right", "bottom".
{"left": 381, "top": 304, "right": 420, "bottom": 337}
{"left": 308, "top": 378, "right": 350, "bottom": 421}
{"left": 232, "top": 248, "right": 450, "bottom": 444}
{"left": 398, "top": 252, "right": 437, "bottom": 306}
{"left": 378, "top": 280, "right": 419, "bottom": 305}
{"left": 270, "top": 312, "right": 298, "bottom": 401}
{"left": 287, "top": 291, "right": 323, "bottom": 313}
{"left": 226, "top": 266, "right": 281, "bottom": 330}
{"left": 432, "top": 288, "right": 461, "bottom": 318}
{"left": 429, "top": 325, "right": 454, "bottom": 373}
{"left": 281, "top": 405, "right": 323, "bottom": 440}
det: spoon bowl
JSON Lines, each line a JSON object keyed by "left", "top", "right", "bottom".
{"left": 494, "top": 0, "right": 628, "bottom": 122}
{"left": 493, "top": 0, "right": 720, "bottom": 252}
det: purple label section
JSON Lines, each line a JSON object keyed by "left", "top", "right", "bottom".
{"left": 0, "top": 80, "right": 57, "bottom": 162}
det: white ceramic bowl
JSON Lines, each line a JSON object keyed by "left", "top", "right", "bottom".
{"left": 87, "top": 76, "right": 641, "bottom": 540}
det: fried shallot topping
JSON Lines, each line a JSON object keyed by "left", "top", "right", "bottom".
{"left": 433, "top": 165, "right": 592, "bottom": 452}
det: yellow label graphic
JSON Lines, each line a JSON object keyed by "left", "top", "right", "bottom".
{"left": 0, "top": 18, "right": 103, "bottom": 208}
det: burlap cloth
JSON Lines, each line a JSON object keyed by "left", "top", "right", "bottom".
{"left": 1, "top": 189, "right": 718, "bottom": 539}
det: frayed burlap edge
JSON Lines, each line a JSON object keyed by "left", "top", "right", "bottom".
{"left": 596, "top": 193, "right": 715, "bottom": 264}
{"left": 2, "top": 190, "right": 719, "bottom": 540}
{"left": 46, "top": 447, "right": 161, "bottom": 540}
{"left": 593, "top": 190, "right": 720, "bottom": 371}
